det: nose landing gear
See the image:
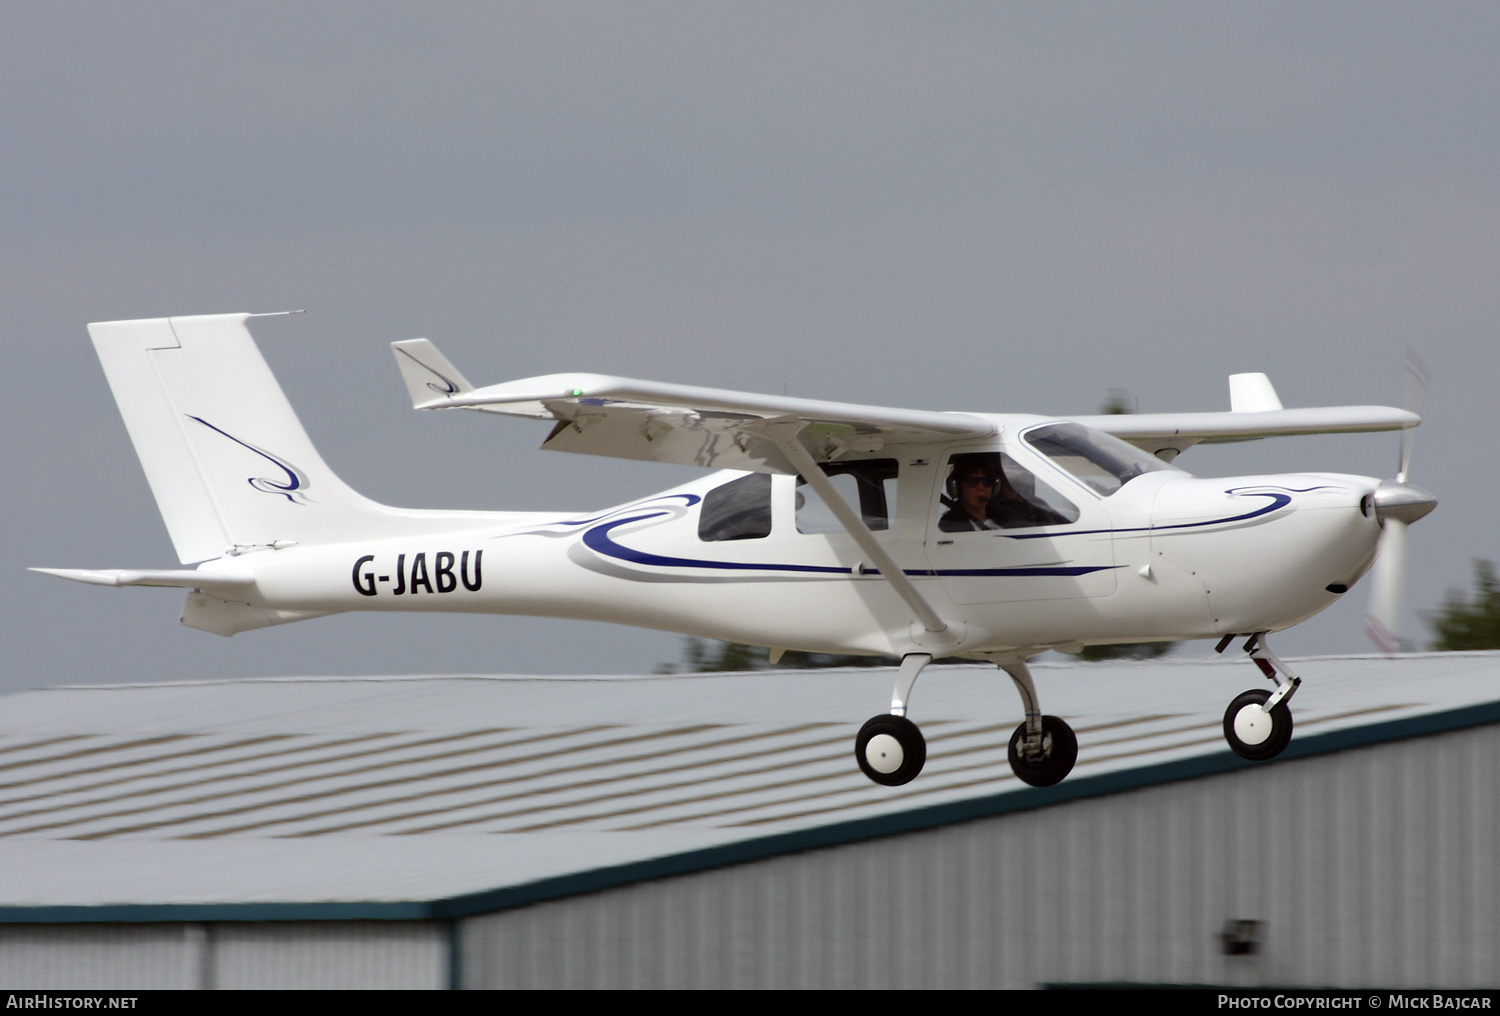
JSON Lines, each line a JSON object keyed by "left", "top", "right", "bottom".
{"left": 1218, "top": 633, "right": 1300, "bottom": 762}
{"left": 1223, "top": 689, "right": 1293, "bottom": 760}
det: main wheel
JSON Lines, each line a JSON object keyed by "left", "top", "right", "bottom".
{"left": 1223, "top": 689, "right": 1293, "bottom": 761}
{"left": 1007, "top": 715, "right": 1078, "bottom": 787}
{"left": 855, "top": 714, "right": 927, "bottom": 786}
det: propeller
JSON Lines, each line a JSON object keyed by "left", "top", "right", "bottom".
{"left": 1365, "top": 352, "right": 1436, "bottom": 654}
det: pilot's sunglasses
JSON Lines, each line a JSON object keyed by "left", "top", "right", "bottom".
{"left": 961, "top": 476, "right": 999, "bottom": 488}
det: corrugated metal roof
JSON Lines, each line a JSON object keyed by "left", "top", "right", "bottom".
{"left": 1, "top": 652, "right": 1496, "bottom": 916}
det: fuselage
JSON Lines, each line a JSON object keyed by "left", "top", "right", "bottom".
{"left": 197, "top": 415, "right": 1386, "bottom": 658}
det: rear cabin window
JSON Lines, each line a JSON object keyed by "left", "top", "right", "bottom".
{"left": 796, "top": 459, "right": 899, "bottom": 534}
{"left": 698, "top": 472, "right": 773, "bottom": 542}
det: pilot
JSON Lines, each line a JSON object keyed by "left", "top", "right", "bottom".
{"left": 939, "top": 458, "right": 1005, "bottom": 532}
{"left": 940, "top": 455, "right": 1065, "bottom": 532}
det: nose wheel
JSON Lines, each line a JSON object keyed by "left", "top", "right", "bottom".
{"left": 855, "top": 714, "right": 927, "bottom": 786}
{"left": 1218, "top": 633, "right": 1300, "bottom": 762}
{"left": 1223, "top": 689, "right": 1293, "bottom": 761}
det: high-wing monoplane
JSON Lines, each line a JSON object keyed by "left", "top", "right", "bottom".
{"left": 36, "top": 314, "right": 1436, "bottom": 788}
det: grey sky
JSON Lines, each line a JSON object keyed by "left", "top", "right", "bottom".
{"left": 3, "top": 3, "right": 1496, "bottom": 693}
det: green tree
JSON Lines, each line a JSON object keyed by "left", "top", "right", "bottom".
{"left": 1100, "top": 388, "right": 1133, "bottom": 415}
{"left": 1425, "top": 559, "right": 1500, "bottom": 650}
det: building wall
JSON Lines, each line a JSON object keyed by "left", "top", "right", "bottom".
{"left": 459, "top": 724, "right": 1500, "bottom": 989}
{"left": 0, "top": 922, "right": 447, "bottom": 990}
{"left": 3, "top": 724, "right": 1493, "bottom": 989}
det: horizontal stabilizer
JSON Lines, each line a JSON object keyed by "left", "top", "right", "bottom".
{"left": 391, "top": 339, "right": 475, "bottom": 409}
{"left": 30, "top": 567, "right": 254, "bottom": 597}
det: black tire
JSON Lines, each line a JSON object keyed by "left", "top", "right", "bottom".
{"left": 1007, "top": 715, "right": 1078, "bottom": 787}
{"left": 1223, "top": 689, "right": 1294, "bottom": 761}
{"left": 855, "top": 714, "right": 927, "bottom": 786}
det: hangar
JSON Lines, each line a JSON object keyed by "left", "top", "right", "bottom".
{"left": 1, "top": 652, "right": 1496, "bottom": 989}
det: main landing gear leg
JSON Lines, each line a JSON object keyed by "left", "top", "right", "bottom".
{"left": 998, "top": 657, "right": 1077, "bottom": 787}
{"left": 855, "top": 653, "right": 931, "bottom": 787}
{"left": 1219, "top": 632, "right": 1300, "bottom": 761}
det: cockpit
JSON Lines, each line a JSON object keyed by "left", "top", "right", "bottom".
{"left": 1021, "top": 422, "right": 1183, "bottom": 496}
{"left": 935, "top": 423, "right": 1184, "bottom": 533}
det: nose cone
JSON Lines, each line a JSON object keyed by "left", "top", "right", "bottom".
{"left": 1372, "top": 480, "right": 1437, "bottom": 525}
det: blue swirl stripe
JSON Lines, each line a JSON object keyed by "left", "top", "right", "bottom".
{"left": 549, "top": 494, "right": 701, "bottom": 529}
{"left": 569, "top": 484, "right": 1328, "bottom": 579}
{"left": 581, "top": 512, "right": 1116, "bottom": 579}
{"left": 1001, "top": 487, "right": 1322, "bottom": 540}
{"left": 394, "top": 346, "right": 461, "bottom": 396}
{"left": 583, "top": 513, "right": 852, "bottom": 574}
{"left": 186, "top": 416, "right": 311, "bottom": 505}
{"left": 927, "top": 565, "right": 1116, "bottom": 577}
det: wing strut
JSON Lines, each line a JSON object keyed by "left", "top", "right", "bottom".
{"left": 766, "top": 423, "right": 948, "bottom": 634}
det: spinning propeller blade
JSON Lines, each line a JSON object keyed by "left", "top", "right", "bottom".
{"left": 1366, "top": 351, "right": 1435, "bottom": 654}
{"left": 1366, "top": 518, "right": 1409, "bottom": 655}
{"left": 1397, "top": 350, "right": 1429, "bottom": 483}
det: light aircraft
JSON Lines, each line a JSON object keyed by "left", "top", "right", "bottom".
{"left": 36, "top": 313, "right": 1436, "bottom": 788}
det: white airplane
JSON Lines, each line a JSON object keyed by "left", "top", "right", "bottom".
{"left": 35, "top": 313, "right": 1436, "bottom": 789}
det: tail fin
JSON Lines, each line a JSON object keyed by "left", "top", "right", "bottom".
{"left": 391, "top": 338, "right": 475, "bottom": 409}
{"left": 89, "top": 313, "right": 481, "bottom": 563}
{"left": 1228, "top": 373, "right": 1284, "bottom": 413}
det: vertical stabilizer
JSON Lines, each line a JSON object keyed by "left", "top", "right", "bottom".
{"left": 89, "top": 313, "right": 479, "bottom": 564}
{"left": 1228, "top": 373, "right": 1284, "bottom": 413}
{"left": 391, "top": 338, "right": 474, "bottom": 409}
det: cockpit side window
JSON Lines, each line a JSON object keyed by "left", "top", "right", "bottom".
{"left": 795, "top": 459, "right": 899, "bottom": 534}
{"left": 939, "top": 451, "right": 1079, "bottom": 532}
{"left": 698, "top": 472, "right": 773, "bottom": 542}
{"left": 1023, "top": 422, "right": 1180, "bottom": 497}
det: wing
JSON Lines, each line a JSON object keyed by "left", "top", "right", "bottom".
{"left": 392, "top": 346, "right": 994, "bottom": 473}
{"left": 1072, "top": 373, "right": 1418, "bottom": 457}
{"left": 1076, "top": 404, "right": 1418, "bottom": 450}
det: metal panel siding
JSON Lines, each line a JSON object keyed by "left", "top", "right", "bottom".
{"left": 210, "top": 923, "right": 447, "bottom": 989}
{"left": 459, "top": 725, "right": 1500, "bottom": 989}
{"left": 0, "top": 922, "right": 446, "bottom": 989}
{"left": 0, "top": 926, "right": 199, "bottom": 989}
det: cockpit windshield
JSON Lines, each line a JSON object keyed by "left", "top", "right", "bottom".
{"left": 1022, "top": 422, "right": 1183, "bottom": 497}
